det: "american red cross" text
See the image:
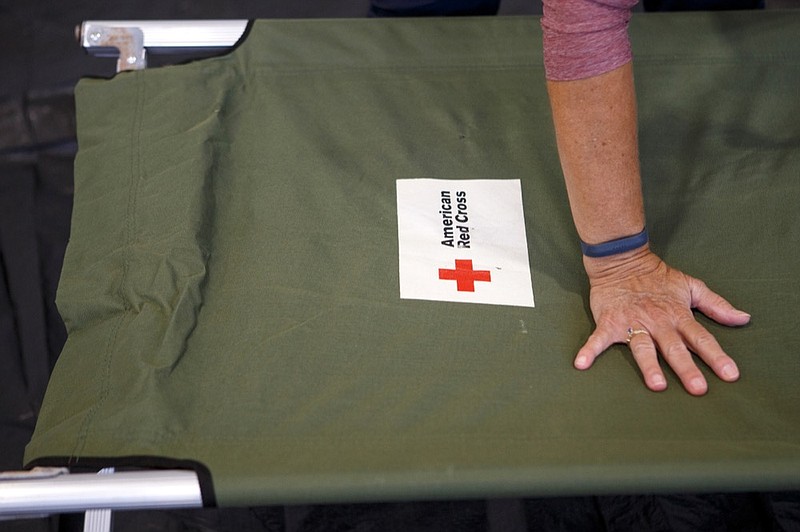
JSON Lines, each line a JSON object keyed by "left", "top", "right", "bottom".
{"left": 439, "top": 190, "right": 471, "bottom": 248}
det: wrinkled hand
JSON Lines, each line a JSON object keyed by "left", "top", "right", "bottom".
{"left": 575, "top": 248, "right": 751, "bottom": 395}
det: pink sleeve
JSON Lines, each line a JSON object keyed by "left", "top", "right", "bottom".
{"left": 541, "top": 0, "right": 638, "bottom": 81}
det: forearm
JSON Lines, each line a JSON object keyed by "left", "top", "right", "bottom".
{"left": 546, "top": 62, "right": 645, "bottom": 250}
{"left": 541, "top": 0, "right": 643, "bottom": 261}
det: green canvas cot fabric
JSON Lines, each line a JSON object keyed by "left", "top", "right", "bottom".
{"left": 25, "top": 12, "right": 800, "bottom": 506}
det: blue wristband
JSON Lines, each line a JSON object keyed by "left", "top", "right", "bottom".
{"left": 580, "top": 227, "right": 649, "bottom": 258}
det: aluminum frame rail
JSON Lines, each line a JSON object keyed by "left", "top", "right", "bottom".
{"left": 0, "top": 467, "right": 202, "bottom": 520}
{"left": 77, "top": 20, "right": 249, "bottom": 72}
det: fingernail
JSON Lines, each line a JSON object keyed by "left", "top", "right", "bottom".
{"left": 651, "top": 374, "right": 666, "bottom": 389}
{"left": 721, "top": 363, "right": 739, "bottom": 381}
{"left": 690, "top": 377, "right": 707, "bottom": 394}
{"left": 736, "top": 310, "right": 751, "bottom": 319}
{"left": 575, "top": 355, "right": 588, "bottom": 369}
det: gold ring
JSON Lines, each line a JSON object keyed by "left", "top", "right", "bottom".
{"left": 626, "top": 327, "right": 650, "bottom": 344}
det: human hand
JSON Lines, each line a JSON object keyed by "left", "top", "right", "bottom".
{"left": 575, "top": 247, "right": 751, "bottom": 395}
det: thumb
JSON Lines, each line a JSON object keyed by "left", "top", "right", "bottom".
{"left": 689, "top": 277, "right": 751, "bottom": 327}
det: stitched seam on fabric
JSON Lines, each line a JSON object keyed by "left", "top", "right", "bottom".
{"left": 265, "top": 62, "right": 798, "bottom": 77}
{"left": 72, "top": 73, "right": 145, "bottom": 457}
{"left": 633, "top": 56, "right": 800, "bottom": 66}
{"left": 66, "top": 432, "right": 800, "bottom": 448}
{"left": 248, "top": 64, "right": 541, "bottom": 75}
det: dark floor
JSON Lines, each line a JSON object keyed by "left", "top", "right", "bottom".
{"left": 2, "top": 1, "right": 800, "bottom": 531}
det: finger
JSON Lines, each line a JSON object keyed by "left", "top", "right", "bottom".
{"left": 652, "top": 327, "right": 708, "bottom": 396}
{"left": 679, "top": 318, "right": 740, "bottom": 382}
{"left": 574, "top": 325, "right": 616, "bottom": 370}
{"left": 627, "top": 331, "right": 667, "bottom": 392}
{"left": 689, "top": 277, "right": 751, "bottom": 327}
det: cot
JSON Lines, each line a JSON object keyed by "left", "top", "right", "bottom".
{"left": 7, "top": 10, "right": 800, "bottom": 515}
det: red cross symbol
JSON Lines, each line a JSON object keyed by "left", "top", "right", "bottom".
{"left": 438, "top": 259, "right": 492, "bottom": 292}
